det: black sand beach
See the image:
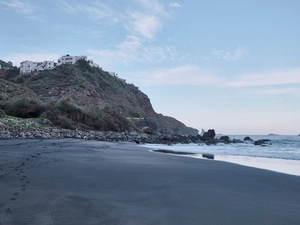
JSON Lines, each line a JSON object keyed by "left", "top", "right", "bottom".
{"left": 0, "top": 139, "right": 300, "bottom": 225}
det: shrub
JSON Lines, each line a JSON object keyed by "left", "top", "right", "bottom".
{"left": 0, "top": 109, "right": 6, "bottom": 118}
{"left": 3, "top": 98, "right": 44, "bottom": 118}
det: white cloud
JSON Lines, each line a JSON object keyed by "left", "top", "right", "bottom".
{"left": 170, "top": 2, "right": 182, "bottom": 8}
{"left": 87, "top": 35, "right": 177, "bottom": 66}
{"left": 130, "top": 12, "right": 162, "bottom": 39}
{"left": 136, "top": 0, "right": 166, "bottom": 14}
{"left": 125, "top": 65, "right": 300, "bottom": 90}
{"left": 224, "top": 68, "right": 300, "bottom": 87}
{"left": 56, "top": 0, "right": 77, "bottom": 14}
{"left": 210, "top": 46, "right": 248, "bottom": 61}
{"left": 245, "top": 88, "right": 300, "bottom": 96}
{"left": 129, "top": 65, "right": 224, "bottom": 86}
{"left": 0, "top": 0, "right": 43, "bottom": 20}
{"left": 54, "top": 0, "right": 119, "bottom": 22}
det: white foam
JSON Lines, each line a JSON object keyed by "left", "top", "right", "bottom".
{"left": 213, "top": 155, "right": 300, "bottom": 176}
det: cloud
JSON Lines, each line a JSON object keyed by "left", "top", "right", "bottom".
{"left": 136, "top": 0, "right": 166, "bottom": 14}
{"left": 53, "top": 0, "right": 119, "bottom": 22}
{"left": 224, "top": 68, "right": 300, "bottom": 87}
{"left": 209, "top": 46, "right": 248, "bottom": 61}
{"left": 0, "top": 0, "right": 43, "bottom": 20}
{"left": 170, "top": 2, "right": 182, "bottom": 8}
{"left": 125, "top": 64, "right": 300, "bottom": 90}
{"left": 130, "top": 12, "right": 162, "bottom": 39}
{"left": 245, "top": 88, "right": 300, "bottom": 96}
{"left": 87, "top": 36, "right": 178, "bottom": 67}
{"left": 128, "top": 65, "right": 224, "bottom": 86}
{"left": 55, "top": 0, "right": 77, "bottom": 14}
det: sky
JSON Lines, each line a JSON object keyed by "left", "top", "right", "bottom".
{"left": 0, "top": 0, "right": 300, "bottom": 135}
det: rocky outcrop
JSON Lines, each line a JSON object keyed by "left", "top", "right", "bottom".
{"left": 0, "top": 120, "right": 272, "bottom": 148}
{"left": 202, "top": 129, "right": 216, "bottom": 141}
{"left": 244, "top": 136, "right": 253, "bottom": 142}
{"left": 254, "top": 139, "right": 271, "bottom": 146}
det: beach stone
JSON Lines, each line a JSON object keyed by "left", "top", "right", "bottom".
{"left": 254, "top": 139, "right": 271, "bottom": 146}
{"left": 220, "top": 136, "right": 230, "bottom": 141}
{"left": 202, "top": 153, "right": 214, "bottom": 159}
{"left": 244, "top": 136, "right": 253, "bottom": 142}
{"left": 202, "top": 129, "right": 216, "bottom": 141}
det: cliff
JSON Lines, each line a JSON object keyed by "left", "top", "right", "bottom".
{"left": 0, "top": 60, "right": 198, "bottom": 135}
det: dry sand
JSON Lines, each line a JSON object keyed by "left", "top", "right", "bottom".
{"left": 0, "top": 139, "right": 300, "bottom": 225}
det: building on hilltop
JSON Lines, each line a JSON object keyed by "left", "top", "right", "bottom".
{"left": 20, "top": 60, "right": 56, "bottom": 74}
{"left": 57, "top": 54, "right": 87, "bottom": 66}
{"left": 57, "top": 54, "right": 100, "bottom": 68}
{"left": 19, "top": 54, "right": 100, "bottom": 74}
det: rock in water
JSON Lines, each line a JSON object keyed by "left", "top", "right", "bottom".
{"left": 254, "top": 139, "right": 271, "bottom": 146}
{"left": 202, "top": 129, "right": 216, "bottom": 141}
{"left": 244, "top": 136, "right": 253, "bottom": 142}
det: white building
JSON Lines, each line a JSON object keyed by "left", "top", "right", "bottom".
{"left": 20, "top": 60, "right": 56, "bottom": 74}
{"left": 37, "top": 61, "right": 56, "bottom": 71}
{"left": 0, "top": 64, "right": 2, "bottom": 69}
{"left": 57, "top": 55, "right": 87, "bottom": 66}
{"left": 20, "top": 54, "right": 100, "bottom": 74}
{"left": 57, "top": 54, "right": 100, "bottom": 68}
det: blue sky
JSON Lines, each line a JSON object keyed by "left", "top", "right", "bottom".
{"left": 0, "top": 0, "right": 299, "bottom": 135}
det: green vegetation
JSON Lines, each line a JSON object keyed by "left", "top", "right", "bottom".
{"left": 0, "top": 98, "right": 44, "bottom": 118}
{"left": 0, "top": 60, "right": 13, "bottom": 68}
{"left": 0, "top": 109, "right": 6, "bottom": 118}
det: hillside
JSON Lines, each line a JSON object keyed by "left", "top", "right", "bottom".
{"left": 0, "top": 60, "right": 198, "bottom": 135}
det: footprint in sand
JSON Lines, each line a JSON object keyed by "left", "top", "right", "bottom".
{"left": 13, "top": 193, "right": 19, "bottom": 196}
{"left": 21, "top": 188, "right": 26, "bottom": 191}
{"left": 6, "top": 208, "right": 12, "bottom": 214}
{"left": 10, "top": 198, "right": 16, "bottom": 201}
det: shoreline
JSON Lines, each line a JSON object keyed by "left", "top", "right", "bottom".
{"left": 143, "top": 145, "right": 300, "bottom": 177}
{"left": 0, "top": 139, "right": 300, "bottom": 224}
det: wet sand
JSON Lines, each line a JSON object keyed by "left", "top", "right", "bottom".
{"left": 0, "top": 139, "right": 300, "bottom": 225}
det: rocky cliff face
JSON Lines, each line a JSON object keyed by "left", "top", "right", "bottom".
{"left": 0, "top": 60, "right": 198, "bottom": 135}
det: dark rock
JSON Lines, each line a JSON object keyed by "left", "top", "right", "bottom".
{"left": 220, "top": 136, "right": 230, "bottom": 141}
{"left": 202, "top": 129, "right": 216, "bottom": 141}
{"left": 153, "top": 149, "right": 196, "bottom": 155}
{"left": 141, "top": 126, "right": 153, "bottom": 134}
{"left": 232, "top": 139, "right": 243, "bottom": 143}
{"left": 244, "top": 136, "right": 253, "bottom": 142}
{"left": 205, "top": 140, "right": 217, "bottom": 145}
{"left": 254, "top": 139, "right": 271, "bottom": 146}
{"left": 202, "top": 153, "right": 214, "bottom": 160}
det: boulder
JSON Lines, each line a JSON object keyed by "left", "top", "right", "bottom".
{"left": 254, "top": 139, "right": 271, "bottom": 146}
{"left": 220, "top": 136, "right": 230, "bottom": 141}
{"left": 202, "top": 129, "right": 216, "bottom": 141}
{"left": 244, "top": 136, "right": 253, "bottom": 142}
{"left": 202, "top": 153, "right": 214, "bottom": 160}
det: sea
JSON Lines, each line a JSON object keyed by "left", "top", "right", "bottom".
{"left": 142, "top": 135, "right": 300, "bottom": 176}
